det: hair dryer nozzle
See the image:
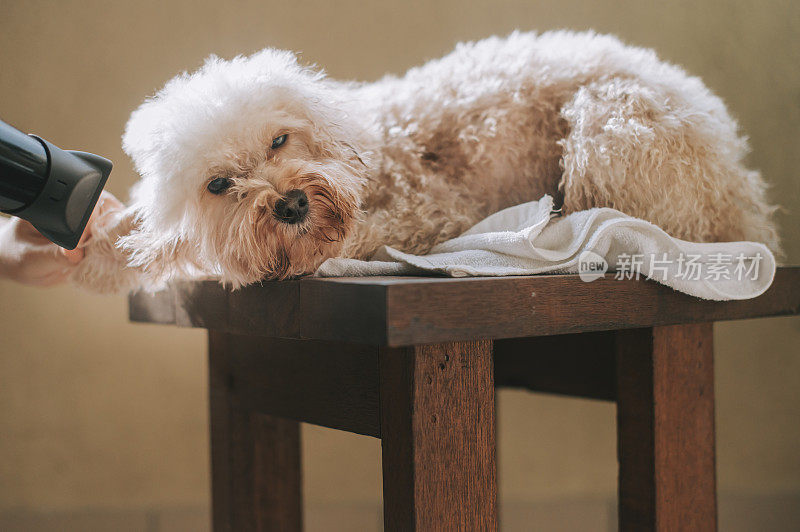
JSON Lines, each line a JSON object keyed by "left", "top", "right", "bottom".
{"left": 0, "top": 120, "right": 112, "bottom": 249}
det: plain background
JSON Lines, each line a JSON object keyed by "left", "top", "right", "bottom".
{"left": 1, "top": 1, "right": 798, "bottom": 530}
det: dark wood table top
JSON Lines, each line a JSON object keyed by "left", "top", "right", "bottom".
{"left": 128, "top": 267, "right": 800, "bottom": 346}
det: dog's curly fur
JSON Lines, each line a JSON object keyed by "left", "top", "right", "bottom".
{"left": 72, "top": 30, "right": 780, "bottom": 292}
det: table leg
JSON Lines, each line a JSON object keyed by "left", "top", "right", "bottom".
{"left": 209, "top": 332, "right": 303, "bottom": 532}
{"left": 616, "top": 324, "right": 717, "bottom": 531}
{"left": 379, "top": 340, "right": 497, "bottom": 531}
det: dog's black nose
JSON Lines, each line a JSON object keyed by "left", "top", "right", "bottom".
{"left": 274, "top": 189, "right": 309, "bottom": 224}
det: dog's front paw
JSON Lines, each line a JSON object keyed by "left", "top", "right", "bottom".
{"left": 69, "top": 208, "right": 151, "bottom": 294}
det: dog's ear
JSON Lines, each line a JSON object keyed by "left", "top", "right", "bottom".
{"left": 122, "top": 97, "right": 171, "bottom": 181}
{"left": 305, "top": 105, "right": 372, "bottom": 172}
{"left": 70, "top": 205, "right": 197, "bottom": 294}
{"left": 116, "top": 220, "right": 202, "bottom": 287}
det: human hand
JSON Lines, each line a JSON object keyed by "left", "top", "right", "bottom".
{"left": 0, "top": 191, "right": 124, "bottom": 286}
{"left": 60, "top": 191, "right": 125, "bottom": 264}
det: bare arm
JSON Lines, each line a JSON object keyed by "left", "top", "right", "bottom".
{"left": 0, "top": 192, "right": 123, "bottom": 286}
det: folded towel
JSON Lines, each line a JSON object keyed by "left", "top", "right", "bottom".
{"left": 316, "top": 195, "right": 775, "bottom": 301}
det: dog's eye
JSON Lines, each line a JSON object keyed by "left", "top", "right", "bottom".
{"left": 271, "top": 134, "right": 288, "bottom": 149}
{"left": 207, "top": 177, "right": 231, "bottom": 195}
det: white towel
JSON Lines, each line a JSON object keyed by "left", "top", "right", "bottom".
{"left": 315, "top": 195, "right": 775, "bottom": 301}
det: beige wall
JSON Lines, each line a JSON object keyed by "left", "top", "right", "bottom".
{"left": 1, "top": 0, "right": 798, "bottom": 529}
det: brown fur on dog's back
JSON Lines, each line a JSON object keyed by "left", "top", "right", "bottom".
{"left": 342, "top": 31, "right": 780, "bottom": 259}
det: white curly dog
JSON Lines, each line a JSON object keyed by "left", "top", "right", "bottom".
{"left": 74, "top": 31, "right": 780, "bottom": 292}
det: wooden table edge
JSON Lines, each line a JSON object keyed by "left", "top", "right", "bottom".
{"left": 128, "top": 266, "right": 800, "bottom": 346}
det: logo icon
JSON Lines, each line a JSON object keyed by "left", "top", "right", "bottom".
{"left": 578, "top": 250, "right": 608, "bottom": 282}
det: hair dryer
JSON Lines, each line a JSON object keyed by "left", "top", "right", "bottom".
{"left": 0, "top": 119, "right": 112, "bottom": 249}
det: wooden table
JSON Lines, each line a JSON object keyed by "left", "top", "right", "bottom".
{"left": 129, "top": 268, "right": 800, "bottom": 531}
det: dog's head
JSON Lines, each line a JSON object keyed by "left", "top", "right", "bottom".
{"left": 120, "top": 49, "right": 369, "bottom": 287}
